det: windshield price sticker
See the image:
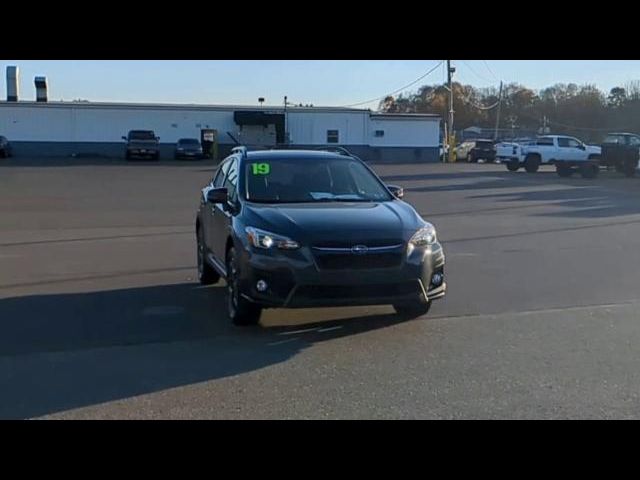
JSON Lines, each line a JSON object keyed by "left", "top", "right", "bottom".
{"left": 252, "top": 163, "right": 271, "bottom": 175}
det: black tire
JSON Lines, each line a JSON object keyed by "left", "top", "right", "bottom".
{"left": 393, "top": 300, "right": 432, "bottom": 318}
{"left": 197, "top": 227, "right": 220, "bottom": 285}
{"left": 468, "top": 153, "right": 477, "bottom": 163}
{"left": 556, "top": 163, "right": 573, "bottom": 177}
{"left": 579, "top": 163, "right": 599, "bottom": 179}
{"left": 506, "top": 160, "right": 520, "bottom": 172}
{"left": 154, "top": 152, "right": 160, "bottom": 161}
{"left": 125, "top": 151, "right": 131, "bottom": 161}
{"left": 524, "top": 155, "right": 540, "bottom": 173}
{"left": 226, "top": 247, "right": 262, "bottom": 326}
{"left": 623, "top": 159, "right": 637, "bottom": 177}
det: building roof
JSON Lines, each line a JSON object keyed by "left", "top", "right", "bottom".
{"left": 0, "top": 100, "right": 440, "bottom": 119}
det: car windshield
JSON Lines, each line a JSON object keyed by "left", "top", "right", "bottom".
{"left": 245, "top": 156, "right": 393, "bottom": 203}
{"left": 129, "top": 131, "right": 155, "bottom": 140}
{"left": 179, "top": 139, "right": 199, "bottom": 145}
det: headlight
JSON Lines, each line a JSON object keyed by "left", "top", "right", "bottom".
{"left": 246, "top": 227, "right": 300, "bottom": 250}
{"left": 409, "top": 223, "right": 437, "bottom": 246}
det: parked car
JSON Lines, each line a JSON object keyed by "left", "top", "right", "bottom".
{"left": 0, "top": 136, "right": 13, "bottom": 158}
{"left": 466, "top": 139, "right": 496, "bottom": 163}
{"left": 599, "top": 132, "right": 640, "bottom": 177}
{"left": 454, "top": 141, "right": 475, "bottom": 161}
{"left": 505, "top": 135, "right": 601, "bottom": 177}
{"left": 123, "top": 130, "right": 160, "bottom": 160}
{"left": 175, "top": 138, "right": 203, "bottom": 159}
{"left": 195, "top": 147, "right": 446, "bottom": 325}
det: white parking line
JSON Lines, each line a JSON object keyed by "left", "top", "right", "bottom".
{"left": 317, "top": 326, "right": 343, "bottom": 333}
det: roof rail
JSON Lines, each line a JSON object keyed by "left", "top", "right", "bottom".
{"left": 231, "top": 146, "right": 248, "bottom": 158}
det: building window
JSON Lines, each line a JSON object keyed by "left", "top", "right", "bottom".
{"left": 327, "top": 130, "right": 339, "bottom": 144}
{"left": 374, "top": 130, "right": 384, "bottom": 137}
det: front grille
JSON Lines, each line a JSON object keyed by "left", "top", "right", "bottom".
{"left": 296, "top": 282, "right": 420, "bottom": 300}
{"left": 315, "top": 252, "right": 402, "bottom": 270}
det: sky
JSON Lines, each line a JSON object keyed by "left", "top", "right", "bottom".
{"left": 2, "top": 60, "right": 640, "bottom": 108}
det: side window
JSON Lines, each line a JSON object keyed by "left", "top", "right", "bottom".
{"left": 630, "top": 136, "right": 640, "bottom": 146}
{"left": 557, "top": 138, "right": 570, "bottom": 148}
{"left": 224, "top": 159, "right": 239, "bottom": 202}
{"left": 567, "top": 139, "right": 581, "bottom": 148}
{"left": 327, "top": 130, "right": 339, "bottom": 144}
{"left": 213, "top": 160, "right": 230, "bottom": 187}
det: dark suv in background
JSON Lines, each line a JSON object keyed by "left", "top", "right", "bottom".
{"left": 467, "top": 139, "right": 496, "bottom": 163}
{"left": 123, "top": 130, "right": 160, "bottom": 160}
{"left": 195, "top": 147, "right": 446, "bottom": 326}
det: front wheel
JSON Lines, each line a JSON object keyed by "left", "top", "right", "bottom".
{"left": 524, "top": 155, "right": 540, "bottom": 173}
{"left": 226, "top": 247, "right": 262, "bottom": 326}
{"left": 393, "top": 300, "right": 431, "bottom": 318}
{"left": 623, "top": 159, "right": 637, "bottom": 177}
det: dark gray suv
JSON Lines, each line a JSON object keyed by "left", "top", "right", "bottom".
{"left": 195, "top": 147, "right": 446, "bottom": 326}
{"left": 123, "top": 130, "right": 160, "bottom": 160}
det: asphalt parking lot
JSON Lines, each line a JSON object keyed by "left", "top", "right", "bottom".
{"left": 3, "top": 157, "right": 640, "bottom": 419}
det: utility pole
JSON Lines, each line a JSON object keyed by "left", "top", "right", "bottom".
{"left": 494, "top": 80, "right": 503, "bottom": 141}
{"left": 447, "top": 60, "right": 455, "bottom": 162}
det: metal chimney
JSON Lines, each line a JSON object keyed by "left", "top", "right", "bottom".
{"left": 35, "top": 76, "right": 48, "bottom": 102}
{"left": 6, "top": 66, "right": 19, "bottom": 101}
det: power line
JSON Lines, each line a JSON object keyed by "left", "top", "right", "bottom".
{"left": 482, "top": 60, "right": 500, "bottom": 82}
{"left": 460, "top": 60, "right": 494, "bottom": 84}
{"left": 340, "top": 61, "right": 444, "bottom": 108}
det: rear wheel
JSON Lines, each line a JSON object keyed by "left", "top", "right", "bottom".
{"left": 579, "top": 163, "right": 599, "bottom": 179}
{"left": 393, "top": 300, "right": 431, "bottom": 318}
{"left": 556, "top": 163, "right": 573, "bottom": 177}
{"left": 524, "top": 155, "right": 540, "bottom": 173}
{"left": 506, "top": 160, "right": 520, "bottom": 172}
{"left": 226, "top": 247, "right": 262, "bottom": 326}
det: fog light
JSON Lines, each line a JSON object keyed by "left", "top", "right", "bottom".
{"left": 256, "top": 280, "right": 268, "bottom": 292}
{"left": 431, "top": 272, "right": 444, "bottom": 287}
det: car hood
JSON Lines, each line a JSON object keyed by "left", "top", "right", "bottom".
{"left": 243, "top": 200, "right": 426, "bottom": 245}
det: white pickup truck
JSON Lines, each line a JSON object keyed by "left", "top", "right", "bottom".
{"left": 500, "top": 135, "right": 601, "bottom": 178}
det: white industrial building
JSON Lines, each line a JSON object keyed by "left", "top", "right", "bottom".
{"left": 0, "top": 66, "right": 441, "bottom": 162}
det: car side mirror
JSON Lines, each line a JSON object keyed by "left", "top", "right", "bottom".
{"left": 579, "top": 144, "right": 586, "bottom": 150}
{"left": 206, "top": 187, "right": 228, "bottom": 204}
{"left": 387, "top": 184, "right": 404, "bottom": 199}
{"left": 122, "top": 136, "right": 127, "bottom": 141}
{"left": 156, "top": 136, "right": 160, "bottom": 141}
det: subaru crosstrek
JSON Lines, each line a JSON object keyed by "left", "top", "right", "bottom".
{"left": 195, "top": 148, "right": 446, "bottom": 325}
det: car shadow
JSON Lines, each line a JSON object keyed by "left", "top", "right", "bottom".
{"left": 0, "top": 283, "right": 413, "bottom": 419}
{"left": 469, "top": 180, "right": 640, "bottom": 219}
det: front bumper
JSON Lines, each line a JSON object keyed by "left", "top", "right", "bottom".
{"left": 128, "top": 148, "right": 158, "bottom": 156}
{"left": 237, "top": 242, "right": 446, "bottom": 308}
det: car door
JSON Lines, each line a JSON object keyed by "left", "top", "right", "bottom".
{"left": 566, "top": 137, "right": 586, "bottom": 160}
{"left": 203, "top": 159, "right": 229, "bottom": 260}
{"left": 211, "top": 157, "right": 240, "bottom": 263}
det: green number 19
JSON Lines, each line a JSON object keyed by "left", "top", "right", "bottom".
{"left": 252, "top": 163, "right": 270, "bottom": 175}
